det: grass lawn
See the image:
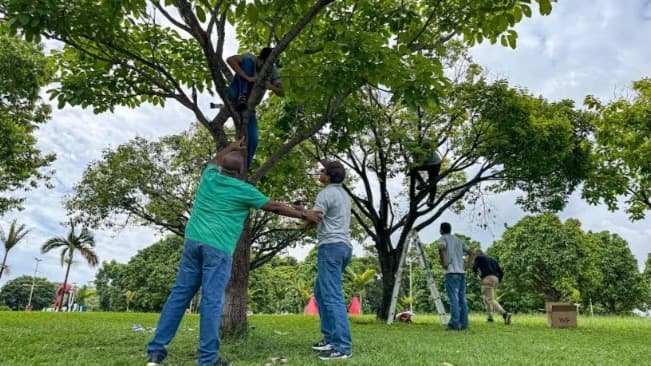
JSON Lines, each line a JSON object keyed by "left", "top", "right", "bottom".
{"left": 0, "top": 311, "right": 650, "bottom": 365}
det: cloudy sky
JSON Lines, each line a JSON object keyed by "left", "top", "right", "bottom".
{"left": 1, "top": 0, "right": 650, "bottom": 289}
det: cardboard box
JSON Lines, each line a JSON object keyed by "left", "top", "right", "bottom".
{"left": 546, "top": 302, "right": 578, "bottom": 328}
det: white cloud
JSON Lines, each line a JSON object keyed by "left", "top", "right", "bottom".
{"left": 2, "top": 0, "right": 650, "bottom": 290}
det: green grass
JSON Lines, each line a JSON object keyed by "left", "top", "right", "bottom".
{"left": 0, "top": 312, "right": 650, "bottom": 365}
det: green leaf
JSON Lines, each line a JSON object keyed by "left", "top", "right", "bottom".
{"left": 538, "top": 0, "right": 553, "bottom": 16}
{"left": 196, "top": 6, "right": 206, "bottom": 23}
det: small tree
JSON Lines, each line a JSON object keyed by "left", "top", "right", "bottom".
{"left": 346, "top": 267, "right": 376, "bottom": 310}
{"left": 125, "top": 290, "right": 136, "bottom": 312}
{"left": 0, "top": 220, "right": 30, "bottom": 281}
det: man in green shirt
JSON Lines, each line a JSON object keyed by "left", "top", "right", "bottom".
{"left": 146, "top": 138, "right": 321, "bottom": 366}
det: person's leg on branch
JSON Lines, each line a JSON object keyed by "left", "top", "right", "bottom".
{"left": 246, "top": 111, "right": 258, "bottom": 170}
{"left": 426, "top": 164, "right": 440, "bottom": 205}
{"left": 227, "top": 58, "right": 256, "bottom": 110}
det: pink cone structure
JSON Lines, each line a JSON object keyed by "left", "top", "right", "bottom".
{"left": 348, "top": 296, "right": 362, "bottom": 315}
{"left": 304, "top": 296, "right": 319, "bottom": 315}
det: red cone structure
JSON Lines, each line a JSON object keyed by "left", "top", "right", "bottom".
{"left": 304, "top": 296, "right": 319, "bottom": 315}
{"left": 348, "top": 296, "right": 362, "bottom": 315}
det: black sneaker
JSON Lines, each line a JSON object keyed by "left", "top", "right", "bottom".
{"left": 236, "top": 94, "right": 248, "bottom": 111}
{"left": 318, "top": 349, "right": 352, "bottom": 360}
{"left": 503, "top": 312, "right": 512, "bottom": 325}
{"left": 312, "top": 340, "right": 333, "bottom": 351}
{"left": 214, "top": 358, "right": 232, "bottom": 366}
{"left": 487, "top": 317, "right": 494, "bottom": 323}
{"left": 146, "top": 354, "right": 164, "bottom": 366}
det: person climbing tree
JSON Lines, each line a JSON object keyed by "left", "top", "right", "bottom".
{"left": 410, "top": 146, "right": 441, "bottom": 207}
{"left": 226, "top": 47, "right": 284, "bottom": 170}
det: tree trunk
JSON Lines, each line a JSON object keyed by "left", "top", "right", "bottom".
{"left": 57, "top": 256, "right": 73, "bottom": 312}
{"left": 0, "top": 251, "right": 8, "bottom": 281}
{"left": 221, "top": 219, "right": 252, "bottom": 337}
{"left": 376, "top": 239, "right": 399, "bottom": 320}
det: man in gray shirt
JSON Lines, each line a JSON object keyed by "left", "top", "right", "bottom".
{"left": 438, "top": 222, "right": 472, "bottom": 330}
{"left": 310, "top": 160, "right": 353, "bottom": 360}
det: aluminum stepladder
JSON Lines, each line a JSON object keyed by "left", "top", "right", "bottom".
{"left": 386, "top": 230, "right": 449, "bottom": 325}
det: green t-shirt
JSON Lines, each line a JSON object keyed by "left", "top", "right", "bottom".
{"left": 185, "top": 164, "right": 269, "bottom": 255}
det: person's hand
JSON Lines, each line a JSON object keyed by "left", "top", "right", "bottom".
{"left": 228, "top": 137, "right": 246, "bottom": 151}
{"left": 292, "top": 200, "right": 305, "bottom": 211}
{"left": 246, "top": 75, "right": 258, "bottom": 83}
{"left": 304, "top": 210, "right": 323, "bottom": 224}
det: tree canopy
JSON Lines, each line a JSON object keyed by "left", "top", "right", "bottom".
{"left": 1, "top": 0, "right": 561, "bottom": 329}
{"left": 0, "top": 32, "right": 55, "bottom": 214}
{"left": 583, "top": 78, "right": 651, "bottom": 221}
{"left": 490, "top": 213, "right": 648, "bottom": 313}
{"left": 310, "top": 63, "right": 595, "bottom": 318}
{"left": 0, "top": 275, "right": 57, "bottom": 310}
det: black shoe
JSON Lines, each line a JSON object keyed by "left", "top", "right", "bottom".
{"left": 487, "top": 317, "right": 494, "bottom": 323}
{"left": 236, "top": 94, "right": 248, "bottom": 111}
{"left": 213, "top": 358, "right": 232, "bottom": 366}
{"left": 318, "top": 349, "right": 352, "bottom": 360}
{"left": 503, "top": 312, "right": 512, "bottom": 325}
{"left": 312, "top": 339, "right": 333, "bottom": 351}
{"left": 146, "top": 353, "right": 164, "bottom": 366}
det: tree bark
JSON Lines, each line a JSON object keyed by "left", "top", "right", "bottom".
{"left": 376, "top": 237, "right": 399, "bottom": 320}
{"left": 0, "top": 252, "right": 8, "bottom": 281}
{"left": 57, "top": 255, "right": 73, "bottom": 312}
{"left": 221, "top": 219, "right": 252, "bottom": 337}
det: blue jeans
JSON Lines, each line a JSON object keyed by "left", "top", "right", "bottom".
{"left": 445, "top": 273, "right": 469, "bottom": 329}
{"left": 227, "top": 58, "right": 257, "bottom": 168}
{"left": 314, "top": 243, "right": 353, "bottom": 354}
{"left": 146, "top": 239, "right": 233, "bottom": 366}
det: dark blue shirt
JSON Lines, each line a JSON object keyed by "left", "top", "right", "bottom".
{"left": 472, "top": 255, "right": 504, "bottom": 281}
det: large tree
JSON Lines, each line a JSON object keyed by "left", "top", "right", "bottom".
{"left": 583, "top": 78, "right": 651, "bottom": 221}
{"left": 490, "top": 214, "right": 597, "bottom": 309}
{"left": 0, "top": 32, "right": 55, "bottom": 214}
{"left": 312, "top": 68, "right": 594, "bottom": 318}
{"left": 582, "top": 231, "right": 647, "bottom": 313}
{"left": 0, "top": 275, "right": 57, "bottom": 310}
{"left": 1, "top": 0, "right": 560, "bottom": 331}
{"left": 41, "top": 220, "right": 99, "bottom": 311}
{"left": 66, "top": 124, "right": 319, "bottom": 269}
{"left": 94, "top": 259, "right": 127, "bottom": 311}
{"left": 0, "top": 219, "right": 30, "bottom": 281}
{"left": 120, "top": 236, "right": 184, "bottom": 312}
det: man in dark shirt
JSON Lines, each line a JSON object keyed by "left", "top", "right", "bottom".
{"left": 472, "top": 250, "right": 512, "bottom": 325}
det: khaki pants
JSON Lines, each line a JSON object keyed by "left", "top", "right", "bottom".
{"left": 481, "top": 275, "right": 505, "bottom": 318}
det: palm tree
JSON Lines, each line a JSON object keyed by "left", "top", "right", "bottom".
{"left": 75, "top": 285, "right": 97, "bottom": 307}
{"left": 42, "top": 220, "right": 98, "bottom": 311}
{"left": 0, "top": 220, "right": 30, "bottom": 281}
{"left": 346, "top": 267, "right": 377, "bottom": 310}
{"left": 125, "top": 290, "right": 136, "bottom": 312}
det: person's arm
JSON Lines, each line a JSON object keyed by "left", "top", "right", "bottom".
{"left": 211, "top": 137, "right": 245, "bottom": 167}
{"left": 265, "top": 81, "right": 284, "bottom": 97}
{"left": 464, "top": 247, "right": 474, "bottom": 270}
{"left": 227, "top": 54, "right": 256, "bottom": 83}
{"left": 261, "top": 200, "right": 322, "bottom": 223}
{"left": 438, "top": 245, "right": 447, "bottom": 270}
